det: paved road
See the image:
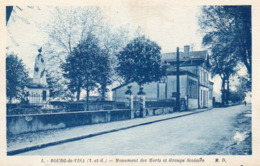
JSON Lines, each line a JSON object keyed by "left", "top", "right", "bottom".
{"left": 20, "top": 105, "right": 250, "bottom": 155}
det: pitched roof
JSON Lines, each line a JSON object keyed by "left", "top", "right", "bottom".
{"left": 161, "top": 51, "right": 208, "bottom": 61}
{"left": 112, "top": 83, "right": 129, "bottom": 91}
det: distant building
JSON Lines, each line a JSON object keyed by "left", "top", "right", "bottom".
{"left": 27, "top": 48, "right": 50, "bottom": 105}
{"left": 112, "top": 45, "right": 214, "bottom": 109}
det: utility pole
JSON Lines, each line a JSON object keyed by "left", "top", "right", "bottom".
{"left": 176, "top": 47, "right": 180, "bottom": 111}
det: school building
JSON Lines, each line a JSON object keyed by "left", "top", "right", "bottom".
{"left": 112, "top": 45, "right": 214, "bottom": 109}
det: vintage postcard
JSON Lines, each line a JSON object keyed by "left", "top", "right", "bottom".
{"left": 0, "top": 0, "right": 259, "bottom": 165}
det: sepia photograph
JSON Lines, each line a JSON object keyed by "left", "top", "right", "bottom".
{"left": 1, "top": 0, "right": 259, "bottom": 165}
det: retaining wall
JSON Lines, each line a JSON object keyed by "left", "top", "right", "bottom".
{"left": 7, "top": 109, "right": 131, "bottom": 135}
{"left": 146, "top": 107, "right": 173, "bottom": 116}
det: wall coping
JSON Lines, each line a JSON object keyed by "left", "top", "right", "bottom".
{"left": 6, "top": 109, "right": 130, "bottom": 117}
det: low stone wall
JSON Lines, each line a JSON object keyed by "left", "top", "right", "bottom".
{"left": 7, "top": 109, "right": 131, "bottom": 135}
{"left": 146, "top": 107, "right": 173, "bottom": 116}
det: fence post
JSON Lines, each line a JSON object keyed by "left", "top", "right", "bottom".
{"left": 125, "top": 85, "right": 135, "bottom": 119}
{"left": 141, "top": 95, "right": 146, "bottom": 118}
{"left": 130, "top": 95, "right": 134, "bottom": 119}
{"left": 137, "top": 87, "right": 146, "bottom": 118}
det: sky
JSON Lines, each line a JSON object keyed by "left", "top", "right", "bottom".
{"left": 101, "top": 5, "right": 203, "bottom": 53}
{"left": 7, "top": 6, "right": 203, "bottom": 69}
{"left": 6, "top": 5, "right": 238, "bottom": 98}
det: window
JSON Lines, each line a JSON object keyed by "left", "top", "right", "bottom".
{"left": 204, "top": 71, "right": 206, "bottom": 84}
{"left": 206, "top": 91, "right": 208, "bottom": 105}
{"left": 201, "top": 90, "right": 203, "bottom": 102}
{"left": 187, "top": 78, "right": 198, "bottom": 99}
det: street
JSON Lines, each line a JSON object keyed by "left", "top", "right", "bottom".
{"left": 20, "top": 105, "right": 251, "bottom": 155}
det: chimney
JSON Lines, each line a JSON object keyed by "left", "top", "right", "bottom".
{"left": 184, "top": 45, "right": 190, "bottom": 57}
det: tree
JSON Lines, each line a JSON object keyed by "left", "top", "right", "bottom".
{"left": 95, "top": 49, "right": 112, "bottom": 101}
{"left": 210, "top": 45, "right": 238, "bottom": 104}
{"left": 42, "top": 7, "right": 131, "bottom": 100}
{"left": 238, "top": 76, "right": 251, "bottom": 92}
{"left": 116, "top": 35, "right": 166, "bottom": 89}
{"left": 229, "top": 77, "right": 249, "bottom": 103}
{"left": 229, "top": 90, "right": 246, "bottom": 103}
{"left": 6, "top": 54, "right": 29, "bottom": 103}
{"left": 198, "top": 6, "right": 251, "bottom": 104}
{"left": 61, "top": 34, "right": 107, "bottom": 110}
{"left": 44, "top": 7, "right": 102, "bottom": 58}
{"left": 41, "top": 7, "right": 102, "bottom": 101}
{"left": 199, "top": 6, "right": 251, "bottom": 80}
{"left": 46, "top": 71, "right": 75, "bottom": 100}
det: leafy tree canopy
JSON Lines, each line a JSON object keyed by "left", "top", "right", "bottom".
{"left": 210, "top": 44, "right": 238, "bottom": 80}
{"left": 116, "top": 35, "right": 166, "bottom": 87}
{"left": 229, "top": 77, "right": 249, "bottom": 103}
{"left": 199, "top": 6, "right": 251, "bottom": 79}
{"left": 61, "top": 34, "right": 110, "bottom": 102}
{"left": 6, "top": 53, "right": 29, "bottom": 103}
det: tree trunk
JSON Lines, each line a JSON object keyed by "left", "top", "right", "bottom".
{"left": 101, "top": 84, "right": 106, "bottom": 101}
{"left": 226, "top": 76, "right": 230, "bottom": 104}
{"left": 242, "top": 49, "right": 252, "bottom": 82}
{"left": 76, "top": 87, "right": 81, "bottom": 101}
{"left": 221, "top": 77, "right": 226, "bottom": 105}
{"left": 138, "top": 84, "right": 142, "bottom": 94}
{"left": 86, "top": 88, "right": 89, "bottom": 111}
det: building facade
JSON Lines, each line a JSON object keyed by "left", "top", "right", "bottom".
{"left": 112, "top": 45, "right": 214, "bottom": 109}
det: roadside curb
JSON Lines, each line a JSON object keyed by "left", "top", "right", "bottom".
{"left": 7, "top": 108, "right": 210, "bottom": 155}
